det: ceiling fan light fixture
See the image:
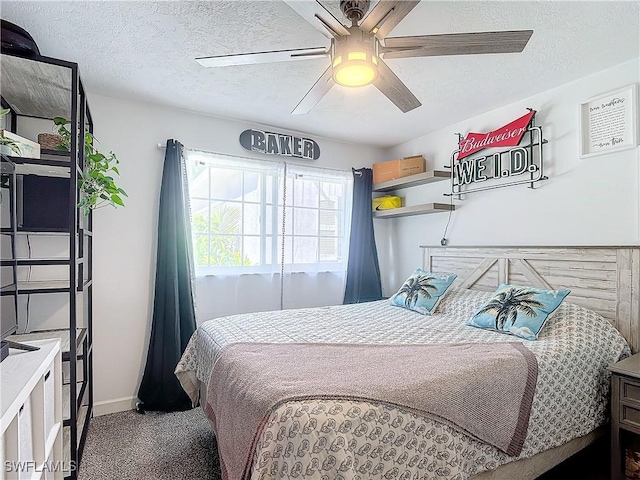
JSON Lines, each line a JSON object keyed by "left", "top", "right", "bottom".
{"left": 331, "top": 26, "right": 379, "bottom": 87}
{"left": 332, "top": 51, "right": 378, "bottom": 87}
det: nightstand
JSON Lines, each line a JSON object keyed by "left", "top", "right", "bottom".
{"left": 610, "top": 353, "right": 640, "bottom": 480}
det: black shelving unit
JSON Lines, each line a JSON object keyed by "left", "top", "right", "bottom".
{"left": 0, "top": 51, "right": 93, "bottom": 480}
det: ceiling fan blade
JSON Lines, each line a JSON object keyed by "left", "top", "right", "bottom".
{"left": 283, "top": 0, "right": 350, "bottom": 39}
{"left": 373, "top": 58, "right": 421, "bottom": 113}
{"left": 360, "top": 1, "right": 420, "bottom": 40}
{"left": 196, "top": 47, "right": 328, "bottom": 68}
{"left": 291, "top": 66, "right": 335, "bottom": 115}
{"left": 382, "top": 30, "right": 534, "bottom": 59}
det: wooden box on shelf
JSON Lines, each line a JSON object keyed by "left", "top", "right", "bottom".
{"left": 372, "top": 155, "right": 426, "bottom": 184}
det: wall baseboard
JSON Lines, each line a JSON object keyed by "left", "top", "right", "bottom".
{"left": 94, "top": 396, "right": 137, "bottom": 416}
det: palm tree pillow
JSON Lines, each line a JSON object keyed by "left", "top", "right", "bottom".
{"left": 466, "top": 284, "right": 570, "bottom": 340}
{"left": 389, "top": 269, "right": 458, "bottom": 315}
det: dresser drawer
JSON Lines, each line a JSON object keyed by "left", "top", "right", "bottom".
{"left": 622, "top": 377, "right": 640, "bottom": 405}
{"left": 621, "top": 404, "right": 640, "bottom": 433}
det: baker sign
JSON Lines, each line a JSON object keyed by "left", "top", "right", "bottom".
{"left": 239, "top": 129, "right": 320, "bottom": 160}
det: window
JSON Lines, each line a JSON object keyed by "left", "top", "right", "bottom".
{"left": 186, "top": 150, "right": 353, "bottom": 276}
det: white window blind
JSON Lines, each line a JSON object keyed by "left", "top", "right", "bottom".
{"left": 186, "top": 150, "right": 353, "bottom": 277}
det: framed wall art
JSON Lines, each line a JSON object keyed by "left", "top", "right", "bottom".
{"left": 579, "top": 84, "right": 638, "bottom": 158}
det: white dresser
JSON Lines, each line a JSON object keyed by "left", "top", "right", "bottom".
{"left": 1, "top": 341, "right": 63, "bottom": 480}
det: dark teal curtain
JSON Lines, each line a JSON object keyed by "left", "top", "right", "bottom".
{"left": 138, "top": 139, "right": 196, "bottom": 412}
{"left": 343, "top": 168, "right": 382, "bottom": 304}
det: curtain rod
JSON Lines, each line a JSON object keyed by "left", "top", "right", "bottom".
{"left": 157, "top": 143, "right": 358, "bottom": 175}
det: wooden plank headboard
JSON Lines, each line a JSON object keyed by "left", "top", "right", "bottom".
{"left": 421, "top": 246, "right": 640, "bottom": 352}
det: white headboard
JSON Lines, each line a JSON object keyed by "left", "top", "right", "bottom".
{"left": 421, "top": 246, "right": 640, "bottom": 352}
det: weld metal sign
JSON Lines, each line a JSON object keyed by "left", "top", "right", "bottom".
{"left": 449, "top": 110, "right": 547, "bottom": 196}
{"left": 240, "top": 129, "right": 320, "bottom": 160}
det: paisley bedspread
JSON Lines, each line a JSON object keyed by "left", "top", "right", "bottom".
{"left": 175, "top": 289, "right": 630, "bottom": 479}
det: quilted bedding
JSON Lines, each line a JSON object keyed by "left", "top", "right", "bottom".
{"left": 175, "top": 288, "right": 630, "bottom": 480}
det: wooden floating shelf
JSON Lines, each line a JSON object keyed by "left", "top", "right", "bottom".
{"left": 374, "top": 203, "right": 455, "bottom": 219}
{"left": 373, "top": 170, "right": 450, "bottom": 192}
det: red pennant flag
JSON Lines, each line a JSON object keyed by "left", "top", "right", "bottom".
{"left": 457, "top": 111, "right": 535, "bottom": 160}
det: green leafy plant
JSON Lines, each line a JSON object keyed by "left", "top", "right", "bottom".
{"left": 0, "top": 109, "right": 21, "bottom": 156}
{"left": 192, "top": 204, "right": 254, "bottom": 267}
{"left": 53, "top": 117, "right": 127, "bottom": 216}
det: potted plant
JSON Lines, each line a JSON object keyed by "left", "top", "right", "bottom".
{"left": 52, "top": 117, "right": 127, "bottom": 216}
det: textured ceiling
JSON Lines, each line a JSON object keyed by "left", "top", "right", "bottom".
{"left": 1, "top": 1, "right": 638, "bottom": 147}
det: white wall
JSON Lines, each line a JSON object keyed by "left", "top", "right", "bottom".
{"left": 16, "top": 96, "right": 384, "bottom": 415}
{"left": 376, "top": 58, "right": 640, "bottom": 296}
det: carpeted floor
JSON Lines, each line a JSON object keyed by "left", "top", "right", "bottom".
{"left": 78, "top": 409, "right": 221, "bottom": 480}
{"left": 78, "top": 409, "right": 610, "bottom": 480}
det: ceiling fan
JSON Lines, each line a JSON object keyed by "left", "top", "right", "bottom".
{"left": 196, "top": 0, "right": 533, "bottom": 114}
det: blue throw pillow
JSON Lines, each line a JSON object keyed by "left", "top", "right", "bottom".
{"left": 466, "top": 284, "right": 570, "bottom": 340}
{"left": 389, "top": 269, "right": 457, "bottom": 315}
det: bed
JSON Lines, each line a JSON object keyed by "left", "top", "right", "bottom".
{"left": 176, "top": 246, "right": 640, "bottom": 480}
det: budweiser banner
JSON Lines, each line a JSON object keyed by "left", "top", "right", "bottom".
{"left": 457, "top": 111, "right": 535, "bottom": 160}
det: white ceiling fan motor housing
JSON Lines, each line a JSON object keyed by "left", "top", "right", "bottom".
{"left": 340, "top": 0, "right": 371, "bottom": 24}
